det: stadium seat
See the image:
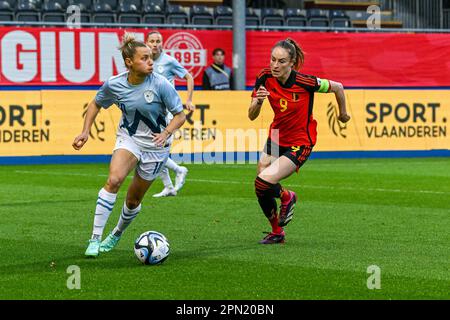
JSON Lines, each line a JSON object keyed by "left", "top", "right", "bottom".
{"left": 97, "top": 0, "right": 118, "bottom": 11}
{"left": 16, "top": 0, "right": 40, "bottom": 22}
{"left": 42, "top": 1, "right": 65, "bottom": 24}
{"left": 191, "top": 4, "right": 214, "bottom": 26}
{"left": 142, "top": 2, "right": 165, "bottom": 24}
{"left": 330, "top": 10, "right": 351, "bottom": 27}
{"left": 345, "top": 10, "right": 370, "bottom": 21}
{"left": 29, "top": 0, "right": 41, "bottom": 9}
{"left": 65, "top": 0, "right": 91, "bottom": 24}
{"left": 166, "top": 4, "right": 188, "bottom": 25}
{"left": 0, "top": 1, "right": 14, "bottom": 23}
{"left": 117, "top": 2, "right": 141, "bottom": 24}
{"left": 307, "top": 8, "right": 329, "bottom": 27}
{"left": 285, "top": 8, "right": 307, "bottom": 27}
{"left": 143, "top": 0, "right": 165, "bottom": 11}
{"left": 261, "top": 8, "right": 284, "bottom": 26}
{"left": 46, "top": 0, "right": 69, "bottom": 8}
{"left": 68, "top": 0, "right": 93, "bottom": 12}
{"left": 120, "top": 0, "right": 141, "bottom": 10}
{"left": 43, "top": 1, "right": 65, "bottom": 13}
{"left": 4, "top": 0, "right": 16, "bottom": 9}
{"left": 246, "top": 7, "right": 260, "bottom": 26}
{"left": 214, "top": 5, "right": 232, "bottom": 26}
{"left": 92, "top": 2, "right": 116, "bottom": 24}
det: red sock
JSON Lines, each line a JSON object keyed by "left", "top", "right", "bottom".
{"left": 280, "top": 189, "right": 291, "bottom": 202}
{"left": 269, "top": 212, "right": 283, "bottom": 234}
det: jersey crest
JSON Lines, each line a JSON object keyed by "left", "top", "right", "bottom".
{"left": 144, "top": 90, "right": 154, "bottom": 103}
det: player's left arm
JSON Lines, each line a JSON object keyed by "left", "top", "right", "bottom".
{"left": 183, "top": 72, "right": 195, "bottom": 112}
{"left": 153, "top": 80, "right": 187, "bottom": 147}
{"left": 318, "top": 79, "right": 350, "bottom": 123}
{"left": 173, "top": 58, "right": 195, "bottom": 112}
{"left": 153, "top": 111, "right": 186, "bottom": 147}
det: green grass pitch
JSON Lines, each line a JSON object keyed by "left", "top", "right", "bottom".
{"left": 0, "top": 158, "right": 449, "bottom": 299}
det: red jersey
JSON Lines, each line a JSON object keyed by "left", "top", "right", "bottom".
{"left": 252, "top": 68, "right": 326, "bottom": 147}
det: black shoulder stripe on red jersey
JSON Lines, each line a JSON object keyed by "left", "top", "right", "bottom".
{"left": 294, "top": 80, "right": 317, "bottom": 92}
{"left": 297, "top": 72, "right": 316, "bottom": 80}
{"left": 257, "top": 68, "right": 272, "bottom": 79}
{"left": 296, "top": 75, "right": 316, "bottom": 86}
{"left": 253, "top": 71, "right": 272, "bottom": 92}
{"left": 295, "top": 78, "right": 316, "bottom": 87}
{"left": 296, "top": 74, "right": 316, "bottom": 84}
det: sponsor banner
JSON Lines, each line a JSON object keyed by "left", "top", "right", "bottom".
{"left": 0, "top": 27, "right": 232, "bottom": 87}
{"left": 0, "top": 90, "right": 448, "bottom": 157}
{"left": 1, "top": 27, "right": 450, "bottom": 88}
{"left": 314, "top": 91, "right": 449, "bottom": 151}
{"left": 0, "top": 90, "right": 119, "bottom": 156}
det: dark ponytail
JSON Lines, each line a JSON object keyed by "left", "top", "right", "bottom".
{"left": 272, "top": 38, "right": 305, "bottom": 70}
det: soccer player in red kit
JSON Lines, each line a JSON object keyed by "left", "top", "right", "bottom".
{"left": 249, "top": 38, "right": 350, "bottom": 244}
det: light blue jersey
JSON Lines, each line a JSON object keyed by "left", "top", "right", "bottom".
{"left": 153, "top": 51, "right": 189, "bottom": 143}
{"left": 153, "top": 52, "right": 187, "bottom": 86}
{"left": 95, "top": 71, "right": 183, "bottom": 152}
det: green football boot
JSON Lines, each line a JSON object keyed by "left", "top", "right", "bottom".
{"left": 85, "top": 239, "right": 101, "bottom": 257}
{"left": 99, "top": 233, "right": 121, "bottom": 253}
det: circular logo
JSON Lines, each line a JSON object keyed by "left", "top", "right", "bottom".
{"left": 164, "top": 32, "right": 206, "bottom": 81}
{"left": 144, "top": 90, "right": 154, "bottom": 103}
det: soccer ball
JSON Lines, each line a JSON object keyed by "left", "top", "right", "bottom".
{"left": 134, "top": 231, "right": 170, "bottom": 265}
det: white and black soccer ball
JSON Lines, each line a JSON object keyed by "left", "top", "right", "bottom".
{"left": 134, "top": 231, "right": 170, "bottom": 265}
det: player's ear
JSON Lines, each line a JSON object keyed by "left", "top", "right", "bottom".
{"left": 289, "top": 58, "right": 295, "bottom": 68}
{"left": 125, "top": 57, "right": 132, "bottom": 69}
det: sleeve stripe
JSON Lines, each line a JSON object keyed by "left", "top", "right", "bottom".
{"left": 296, "top": 74, "right": 316, "bottom": 83}
{"left": 295, "top": 76, "right": 316, "bottom": 86}
{"left": 258, "top": 68, "right": 272, "bottom": 78}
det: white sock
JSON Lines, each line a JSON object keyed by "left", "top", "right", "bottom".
{"left": 159, "top": 167, "right": 174, "bottom": 189}
{"left": 165, "top": 158, "right": 182, "bottom": 173}
{"left": 92, "top": 188, "right": 117, "bottom": 240}
{"left": 113, "top": 202, "right": 142, "bottom": 236}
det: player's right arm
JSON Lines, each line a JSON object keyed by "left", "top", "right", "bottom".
{"left": 73, "top": 79, "right": 115, "bottom": 150}
{"left": 328, "top": 80, "right": 350, "bottom": 123}
{"left": 248, "top": 70, "right": 270, "bottom": 121}
{"left": 72, "top": 99, "right": 102, "bottom": 150}
{"left": 249, "top": 87, "right": 270, "bottom": 121}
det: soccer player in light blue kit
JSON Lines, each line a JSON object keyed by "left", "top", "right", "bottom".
{"left": 146, "top": 31, "right": 195, "bottom": 198}
{"left": 72, "top": 33, "right": 186, "bottom": 257}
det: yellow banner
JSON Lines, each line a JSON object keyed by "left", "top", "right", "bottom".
{"left": 314, "top": 90, "right": 449, "bottom": 151}
{"left": 0, "top": 90, "right": 448, "bottom": 157}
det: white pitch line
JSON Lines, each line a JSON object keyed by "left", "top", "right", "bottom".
{"left": 14, "top": 170, "right": 450, "bottom": 196}
{"left": 186, "top": 179, "right": 450, "bottom": 195}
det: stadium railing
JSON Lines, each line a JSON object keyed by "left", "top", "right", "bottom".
{"left": 0, "top": 20, "right": 449, "bottom": 33}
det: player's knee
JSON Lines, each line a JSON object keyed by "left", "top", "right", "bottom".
{"left": 255, "top": 176, "right": 282, "bottom": 198}
{"left": 257, "top": 172, "right": 275, "bottom": 185}
{"left": 255, "top": 176, "right": 270, "bottom": 197}
{"left": 257, "top": 160, "right": 269, "bottom": 175}
{"left": 106, "top": 175, "right": 124, "bottom": 192}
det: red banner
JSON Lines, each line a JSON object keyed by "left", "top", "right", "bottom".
{"left": 247, "top": 31, "right": 450, "bottom": 88}
{"left": 0, "top": 27, "right": 449, "bottom": 88}
{"left": 0, "top": 27, "right": 232, "bottom": 87}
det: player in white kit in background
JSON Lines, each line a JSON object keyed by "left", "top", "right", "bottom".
{"left": 146, "top": 31, "right": 195, "bottom": 198}
{"left": 72, "top": 33, "right": 186, "bottom": 257}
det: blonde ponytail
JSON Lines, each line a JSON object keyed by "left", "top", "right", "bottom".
{"left": 119, "top": 32, "right": 147, "bottom": 68}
